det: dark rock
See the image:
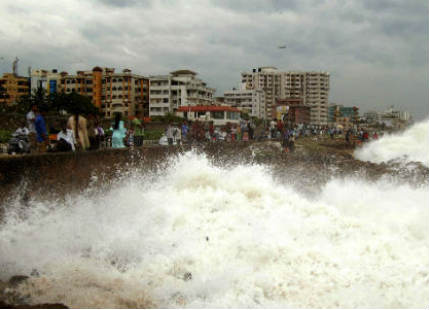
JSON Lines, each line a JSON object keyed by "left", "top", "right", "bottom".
{"left": 8, "top": 276, "right": 28, "bottom": 288}
{"left": 0, "top": 301, "right": 68, "bottom": 308}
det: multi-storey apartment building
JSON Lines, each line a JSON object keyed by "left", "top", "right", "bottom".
{"left": 241, "top": 67, "right": 281, "bottom": 120}
{"left": 241, "top": 67, "right": 330, "bottom": 125}
{"left": 54, "top": 67, "right": 149, "bottom": 118}
{"left": 224, "top": 88, "right": 266, "bottom": 119}
{"left": 149, "top": 70, "right": 215, "bottom": 116}
{"left": 0, "top": 73, "right": 30, "bottom": 106}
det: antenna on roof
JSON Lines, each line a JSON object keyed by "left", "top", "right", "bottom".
{"left": 12, "top": 57, "right": 19, "bottom": 76}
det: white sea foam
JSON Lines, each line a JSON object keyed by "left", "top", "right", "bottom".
{"left": 354, "top": 120, "right": 429, "bottom": 167}
{"left": 0, "top": 152, "right": 428, "bottom": 308}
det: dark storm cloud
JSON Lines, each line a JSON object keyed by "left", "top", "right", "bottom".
{"left": 0, "top": 0, "right": 427, "bottom": 119}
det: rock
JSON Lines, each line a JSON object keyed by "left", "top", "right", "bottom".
{"left": 8, "top": 276, "right": 28, "bottom": 288}
{"left": 0, "top": 301, "right": 68, "bottom": 308}
{"left": 183, "top": 272, "right": 192, "bottom": 281}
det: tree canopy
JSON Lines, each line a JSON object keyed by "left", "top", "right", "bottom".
{"left": 4, "top": 88, "right": 100, "bottom": 116}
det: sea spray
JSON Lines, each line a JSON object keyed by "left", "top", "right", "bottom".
{"left": 0, "top": 151, "right": 428, "bottom": 308}
{"left": 354, "top": 120, "right": 429, "bottom": 167}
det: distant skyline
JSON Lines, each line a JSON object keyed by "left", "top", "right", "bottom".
{"left": 0, "top": 0, "right": 427, "bottom": 120}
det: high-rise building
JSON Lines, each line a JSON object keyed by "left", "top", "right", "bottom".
{"left": 149, "top": 70, "right": 215, "bottom": 116}
{"left": 0, "top": 73, "right": 30, "bottom": 106}
{"left": 223, "top": 89, "right": 266, "bottom": 119}
{"left": 241, "top": 67, "right": 330, "bottom": 125}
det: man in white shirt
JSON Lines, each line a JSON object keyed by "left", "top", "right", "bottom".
{"left": 166, "top": 123, "right": 174, "bottom": 145}
{"left": 269, "top": 119, "right": 277, "bottom": 139}
{"left": 57, "top": 122, "right": 76, "bottom": 152}
{"left": 26, "top": 105, "right": 36, "bottom": 133}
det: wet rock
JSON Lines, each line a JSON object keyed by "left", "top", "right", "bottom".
{"left": 8, "top": 276, "right": 28, "bottom": 288}
{"left": 183, "top": 272, "right": 192, "bottom": 281}
{"left": 0, "top": 301, "right": 68, "bottom": 308}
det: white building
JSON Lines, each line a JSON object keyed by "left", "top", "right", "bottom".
{"left": 149, "top": 70, "right": 215, "bottom": 116}
{"left": 241, "top": 67, "right": 330, "bottom": 125}
{"left": 30, "top": 69, "right": 62, "bottom": 94}
{"left": 175, "top": 106, "right": 241, "bottom": 126}
{"left": 224, "top": 88, "right": 266, "bottom": 119}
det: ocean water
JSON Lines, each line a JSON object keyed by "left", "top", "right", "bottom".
{"left": 0, "top": 152, "right": 428, "bottom": 308}
{"left": 354, "top": 120, "right": 429, "bottom": 167}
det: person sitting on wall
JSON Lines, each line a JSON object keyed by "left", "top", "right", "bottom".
{"left": 56, "top": 121, "right": 76, "bottom": 152}
{"left": 14, "top": 121, "right": 30, "bottom": 137}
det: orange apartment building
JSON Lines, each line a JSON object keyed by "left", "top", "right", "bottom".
{"left": 56, "top": 67, "right": 149, "bottom": 118}
{"left": 0, "top": 73, "right": 30, "bottom": 106}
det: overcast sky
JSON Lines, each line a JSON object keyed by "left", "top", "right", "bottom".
{"left": 1, "top": 0, "right": 427, "bottom": 119}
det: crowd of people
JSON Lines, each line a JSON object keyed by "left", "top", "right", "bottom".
{"left": 162, "top": 117, "right": 380, "bottom": 154}
{"left": 7, "top": 106, "right": 149, "bottom": 154}
{"left": 6, "top": 106, "right": 380, "bottom": 155}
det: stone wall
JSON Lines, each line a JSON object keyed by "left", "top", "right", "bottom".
{"left": 0, "top": 143, "right": 255, "bottom": 205}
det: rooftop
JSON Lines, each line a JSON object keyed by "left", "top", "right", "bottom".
{"left": 177, "top": 105, "right": 241, "bottom": 113}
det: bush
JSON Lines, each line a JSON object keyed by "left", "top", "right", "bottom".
{"left": 150, "top": 113, "right": 184, "bottom": 124}
{"left": 144, "top": 129, "right": 164, "bottom": 140}
{"left": 0, "top": 129, "right": 12, "bottom": 143}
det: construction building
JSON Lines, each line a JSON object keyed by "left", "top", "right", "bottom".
{"left": 276, "top": 98, "right": 311, "bottom": 126}
{"left": 241, "top": 67, "right": 330, "bottom": 125}
{"left": 149, "top": 70, "right": 215, "bottom": 117}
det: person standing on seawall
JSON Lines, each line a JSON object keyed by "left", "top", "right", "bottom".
{"left": 133, "top": 113, "right": 144, "bottom": 147}
{"left": 181, "top": 121, "right": 189, "bottom": 143}
{"left": 111, "top": 113, "right": 127, "bottom": 149}
{"left": 67, "top": 113, "right": 90, "bottom": 150}
{"left": 34, "top": 106, "right": 48, "bottom": 153}
{"left": 26, "top": 104, "right": 37, "bottom": 153}
{"left": 166, "top": 122, "right": 174, "bottom": 146}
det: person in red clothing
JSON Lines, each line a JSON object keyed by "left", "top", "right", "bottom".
{"left": 209, "top": 122, "right": 215, "bottom": 140}
{"left": 363, "top": 130, "right": 369, "bottom": 141}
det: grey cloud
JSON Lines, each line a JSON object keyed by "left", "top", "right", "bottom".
{"left": 209, "top": 0, "right": 300, "bottom": 13}
{"left": 0, "top": 0, "right": 427, "bottom": 119}
{"left": 361, "top": 0, "right": 427, "bottom": 15}
{"left": 97, "top": 0, "right": 142, "bottom": 7}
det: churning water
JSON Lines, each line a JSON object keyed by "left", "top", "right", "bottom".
{"left": 354, "top": 120, "right": 429, "bottom": 167}
{"left": 0, "top": 152, "right": 428, "bottom": 308}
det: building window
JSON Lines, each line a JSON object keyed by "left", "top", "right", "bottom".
{"left": 211, "top": 111, "right": 224, "bottom": 119}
